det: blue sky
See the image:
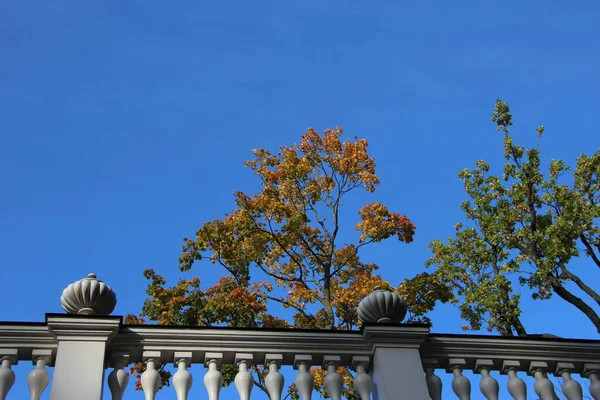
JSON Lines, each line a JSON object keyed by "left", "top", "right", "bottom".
{"left": 1, "top": 1, "right": 599, "bottom": 399}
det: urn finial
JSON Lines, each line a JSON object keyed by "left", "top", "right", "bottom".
{"left": 358, "top": 287, "right": 407, "bottom": 324}
{"left": 60, "top": 273, "right": 117, "bottom": 315}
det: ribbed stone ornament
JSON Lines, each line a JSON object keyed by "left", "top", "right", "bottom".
{"left": 60, "top": 273, "right": 117, "bottom": 315}
{"left": 357, "top": 287, "right": 407, "bottom": 323}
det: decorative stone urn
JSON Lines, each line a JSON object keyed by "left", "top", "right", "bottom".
{"left": 357, "top": 287, "right": 407, "bottom": 323}
{"left": 60, "top": 273, "right": 117, "bottom": 315}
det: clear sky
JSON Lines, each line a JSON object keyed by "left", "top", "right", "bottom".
{"left": 1, "top": 1, "right": 599, "bottom": 399}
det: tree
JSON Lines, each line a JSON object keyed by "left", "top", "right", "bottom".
{"left": 403, "top": 100, "right": 600, "bottom": 336}
{"left": 128, "top": 127, "right": 417, "bottom": 397}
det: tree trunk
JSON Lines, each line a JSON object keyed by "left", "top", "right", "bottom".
{"left": 323, "top": 266, "right": 335, "bottom": 330}
{"left": 552, "top": 282, "right": 600, "bottom": 334}
{"left": 561, "top": 267, "right": 600, "bottom": 307}
{"left": 512, "top": 317, "right": 528, "bottom": 336}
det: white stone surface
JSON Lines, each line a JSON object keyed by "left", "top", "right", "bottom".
{"left": 294, "top": 360, "right": 314, "bottom": 400}
{"left": 49, "top": 340, "right": 107, "bottom": 400}
{"left": 324, "top": 357, "right": 342, "bottom": 400}
{"left": 204, "top": 355, "right": 224, "bottom": 400}
{"left": 173, "top": 358, "right": 193, "bottom": 400}
{"left": 371, "top": 348, "right": 429, "bottom": 400}
{"left": 28, "top": 357, "right": 50, "bottom": 400}
{"left": 354, "top": 364, "right": 373, "bottom": 400}
{"left": 0, "top": 357, "right": 15, "bottom": 400}
{"left": 265, "top": 357, "right": 284, "bottom": 400}
{"left": 141, "top": 358, "right": 161, "bottom": 400}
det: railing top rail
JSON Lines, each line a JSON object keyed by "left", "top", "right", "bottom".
{"left": 1, "top": 315, "right": 599, "bottom": 372}
{"left": 421, "top": 333, "right": 600, "bottom": 374}
{"left": 428, "top": 332, "right": 600, "bottom": 344}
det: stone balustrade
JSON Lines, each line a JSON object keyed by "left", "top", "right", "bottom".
{"left": 1, "top": 315, "right": 599, "bottom": 399}
{"left": 1, "top": 274, "right": 599, "bottom": 399}
{"left": 421, "top": 334, "right": 600, "bottom": 400}
{"left": 0, "top": 314, "right": 430, "bottom": 400}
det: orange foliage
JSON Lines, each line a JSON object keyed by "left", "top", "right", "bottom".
{"left": 131, "top": 128, "right": 416, "bottom": 397}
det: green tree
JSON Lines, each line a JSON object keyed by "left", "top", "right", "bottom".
{"left": 404, "top": 100, "right": 600, "bottom": 336}
{"left": 128, "top": 127, "right": 417, "bottom": 397}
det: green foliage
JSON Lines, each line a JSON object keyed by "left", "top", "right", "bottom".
{"left": 404, "top": 100, "right": 600, "bottom": 336}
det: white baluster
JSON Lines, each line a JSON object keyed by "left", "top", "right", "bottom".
{"left": 584, "top": 365, "right": 600, "bottom": 400}
{"left": 424, "top": 367, "right": 442, "bottom": 400}
{"left": 141, "top": 352, "right": 162, "bottom": 400}
{"left": 204, "top": 353, "right": 224, "bottom": 400}
{"left": 533, "top": 371, "right": 556, "bottom": 400}
{"left": 294, "top": 355, "right": 314, "bottom": 400}
{"left": 561, "top": 372, "right": 583, "bottom": 400}
{"left": 108, "top": 352, "right": 129, "bottom": 400}
{"left": 531, "top": 362, "right": 556, "bottom": 400}
{"left": 505, "top": 369, "right": 527, "bottom": 400}
{"left": 588, "top": 373, "right": 600, "bottom": 400}
{"left": 449, "top": 359, "right": 471, "bottom": 400}
{"left": 28, "top": 350, "right": 52, "bottom": 400}
{"left": 352, "top": 356, "right": 372, "bottom": 400}
{"left": 173, "top": 352, "right": 193, "bottom": 400}
{"left": 235, "top": 353, "right": 253, "bottom": 400}
{"left": 265, "top": 354, "right": 284, "bottom": 400}
{"left": 0, "top": 351, "right": 17, "bottom": 400}
{"left": 479, "top": 369, "right": 499, "bottom": 399}
{"left": 476, "top": 360, "right": 498, "bottom": 400}
{"left": 323, "top": 356, "right": 342, "bottom": 400}
{"left": 557, "top": 363, "right": 582, "bottom": 400}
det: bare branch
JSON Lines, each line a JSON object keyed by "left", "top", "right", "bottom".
{"left": 580, "top": 234, "right": 600, "bottom": 269}
{"left": 560, "top": 266, "right": 600, "bottom": 307}
{"left": 260, "top": 294, "right": 312, "bottom": 318}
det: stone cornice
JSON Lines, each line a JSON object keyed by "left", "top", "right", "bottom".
{"left": 109, "top": 323, "right": 430, "bottom": 365}
{"left": 1, "top": 316, "right": 600, "bottom": 374}
{"left": 0, "top": 323, "right": 56, "bottom": 363}
{"left": 47, "top": 315, "right": 121, "bottom": 343}
{"left": 362, "top": 324, "right": 431, "bottom": 349}
{"left": 421, "top": 333, "right": 600, "bottom": 374}
{"left": 110, "top": 325, "right": 372, "bottom": 366}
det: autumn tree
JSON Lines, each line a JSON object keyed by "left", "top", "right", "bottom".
{"left": 129, "top": 127, "right": 416, "bottom": 397}
{"left": 403, "top": 100, "right": 600, "bottom": 336}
